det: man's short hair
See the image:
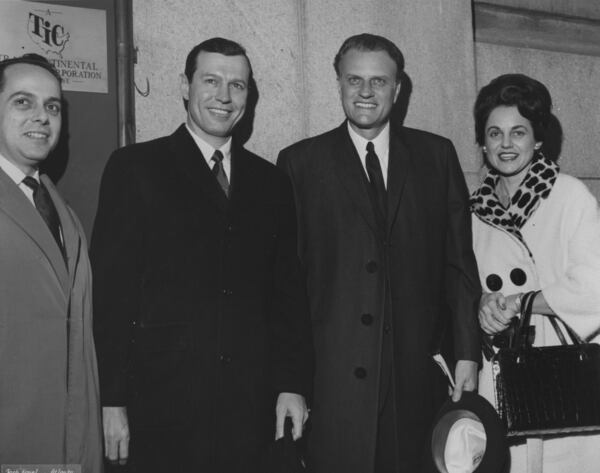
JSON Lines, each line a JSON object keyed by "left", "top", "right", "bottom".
{"left": 184, "top": 37, "right": 253, "bottom": 83}
{"left": 334, "top": 33, "right": 405, "bottom": 81}
{"left": 0, "top": 53, "right": 61, "bottom": 93}
{"left": 182, "top": 38, "right": 253, "bottom": 111}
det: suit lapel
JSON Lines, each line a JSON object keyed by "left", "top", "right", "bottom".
{"left": 331, "top": 123, "right": 380, "bottom": 235}
{"left": 387, "top": 124, "right": 412, "bottom": 234}
{"left": 171, "top": 125, "right": 228, "bottom": 214}
{"left": 0, "top": 169, "right": 69, "bottom": 294}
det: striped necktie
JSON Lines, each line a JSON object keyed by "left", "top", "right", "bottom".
{"left": 22, "top": 176, "right": 65, "bottom": 259}
{"left": 211, "top": 150, "right": 229, "bottom": 197}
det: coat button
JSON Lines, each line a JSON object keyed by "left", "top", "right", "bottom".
{"left": 384, "top": 324, "right": 391, "bottom": 334}
{"left": 361, "top": 314, "right": 373, "bottom": 326}
{"left": 220, "top": 354, "right": 232, "bottom": 363}
{"left": 485, "top": 274, "right": 503, "bottom": 292}
{"left": 366, "top": 260, "right": 378, "bottom": 273}
{"left": 354, "top": 367, "right": 367, "bottom": 379}
{"left": 510, "top": 268, "right": 527, "bottom": 286}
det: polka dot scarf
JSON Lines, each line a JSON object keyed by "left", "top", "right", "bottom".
{"left": 470, "top": 154, "right": 559, "bottom": 250}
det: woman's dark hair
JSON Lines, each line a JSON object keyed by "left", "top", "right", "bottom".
{"left": 474, "top": 73, "right": 552, "bottom": 146}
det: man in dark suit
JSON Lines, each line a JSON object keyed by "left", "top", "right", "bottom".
{"left": 91, "top": 38, "right": 313, "bottom": 473}
{"left": 277, "top": 33, "right": 481, "bottom": 473}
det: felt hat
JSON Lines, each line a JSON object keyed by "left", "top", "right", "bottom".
{"left": 431, "top": 391, "right": 507, "bottom": 473}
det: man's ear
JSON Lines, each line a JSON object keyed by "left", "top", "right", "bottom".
{"left": 180, "top": 73, "right": 190, "bottom": 101}
{"left": 393, "top": 80, "right": 401, "bottom": 104}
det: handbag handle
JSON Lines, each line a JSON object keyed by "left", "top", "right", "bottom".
{"left": 514, "top": 290, "right": 585, "bottom": 350}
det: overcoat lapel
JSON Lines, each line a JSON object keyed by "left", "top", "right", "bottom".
{"left": 43, "top": 175, "right": 81, "bottom": 290}
{"left": 331, "top": 123, "right": 380, "bottom": 235}
{"left": 171, "top": 125, "right": 228, "bottom": 214}
{"left": 228, "top": 141, "right": 252, "bottom": 208}
{"left": 386, "top": 125, "right": 412, "bottom": 234}
{"left": 0, "top": 168, "right": 69, "bottom": 294}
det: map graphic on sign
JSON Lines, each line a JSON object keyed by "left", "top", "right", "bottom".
{"left": 0, "top": 1, "right": 108, "bottom": 93}
{"left": 27, "top": 9, "right": 71, "bottom": 57}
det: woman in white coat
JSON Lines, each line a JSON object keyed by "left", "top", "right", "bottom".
{"left": 471, "top": 73, "right": 600, "bottom": 473}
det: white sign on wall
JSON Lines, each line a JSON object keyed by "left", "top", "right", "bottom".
{"left": 0, "top": 0, "right": 108, "bottom": 93}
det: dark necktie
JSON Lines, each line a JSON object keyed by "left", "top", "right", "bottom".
{"left": 211, "top": 150, "right": 229, "bottom": 197}
{"left": 365, "top": 141, "right": 387, "bottom": 219}
{"left": 22, "top": 176, "right": 65, "bottom": 255}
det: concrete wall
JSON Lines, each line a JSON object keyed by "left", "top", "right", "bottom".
{"left": 483, "top": 0, "right": 600, "bottom": 18}
{"left": 132, "top": 0, "right": 600, "bottom": 196}
{"left": 473, "top": 0, "right": 600, "bottom": 195}
{"left": 132, "top": 0, "right": 479, "bottom": 172}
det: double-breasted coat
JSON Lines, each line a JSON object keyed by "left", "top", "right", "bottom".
{"left": 473, "top": 172, "right": 600, "bottom": 473}
{"left": 0, "top": 169, "right": 102, "bottom": 471}
{"left": 278, "top": 122, "right": 481, "bottom": 473}
{"left": 90, "top": 125, "right": 313, "bottom": 472}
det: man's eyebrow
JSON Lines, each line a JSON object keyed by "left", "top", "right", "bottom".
{"left": 7, "top": 90, "right": 34, "bottom": 99}
{"left": 7, "top": 91, "right": 61, "bottom": 102}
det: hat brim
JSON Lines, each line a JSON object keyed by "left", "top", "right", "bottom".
{"left": 431, "top": 391, "right": 507, "bottom": 473}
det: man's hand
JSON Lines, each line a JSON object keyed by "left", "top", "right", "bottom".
{"left": 451, "top": 360, "right": 478, "bottom": 402}
{"left": 479, "top": 292, "right": 518, "bottom": 335}
{"left": 275, "top": 392, "right": 308, "bottom": 440}
{"left": 103, "top": 406, "right": 130, "bottom": 464}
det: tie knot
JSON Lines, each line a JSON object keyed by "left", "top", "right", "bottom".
{"left": 366, "top": 141, "right": 376, "bottom": 154}
{"left": 211, "top": 150, "right": 224, "bottom": 164}
{"left": 22, "top": 176, "right": 40, "bottom": 192}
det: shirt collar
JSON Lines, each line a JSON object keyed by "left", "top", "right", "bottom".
{"left": 347, "top": 121, "right": 390, "bottom": 158}
{"left": 0, "top": 152, "right": 39, "bottom": 185}
{"left": 185, "top": 123, "right": 232, "bottom": 165}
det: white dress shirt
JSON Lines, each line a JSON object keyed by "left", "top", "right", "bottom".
{"left": 0, "top": 153, "right": 64, "bottom": 246}
{"left": 186, "top": 124, "right": 232, "bottom": 180}
{"left": 347, "top": 121, "right": 390, "bottom": 188}
{"left": 0, "top": 153, "right": 39, "bottom": 205}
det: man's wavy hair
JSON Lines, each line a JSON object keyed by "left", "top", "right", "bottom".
{"left": 333, "top": 33, "right": 404, "bottom": 81}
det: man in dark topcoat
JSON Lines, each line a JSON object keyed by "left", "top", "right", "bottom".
{"left": 277, "top": 33, "right": 481, "bottom": 473}
{"left": 91, "top": 37, "right": 313, "bottom": 473}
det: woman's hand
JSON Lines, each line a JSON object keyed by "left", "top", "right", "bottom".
{"left": 478, "top": 292, "right": 520, "bottom": 335}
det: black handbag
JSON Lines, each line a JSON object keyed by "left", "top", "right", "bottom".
{"left": 492, "top": 291, "right": 600, "bottom": 437}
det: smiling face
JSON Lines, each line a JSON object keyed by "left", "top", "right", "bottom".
{"left": 337, "top": 49, "right": 400, "bottom": 140}
{"left": 181, "top": 51, "right": 249, "bottom": 148}
{"left": 0, "top": 63, "right": 62, "bottom": 174}
{"left": 484, "top": 105, "right": 542, "bottom": 186}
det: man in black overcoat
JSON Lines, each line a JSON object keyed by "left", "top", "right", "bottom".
{"left": 277, "top": 33, "right": 481, "bottom": 473}
{"left": 91, "top": 37, "right": 313, "bottom": 473}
